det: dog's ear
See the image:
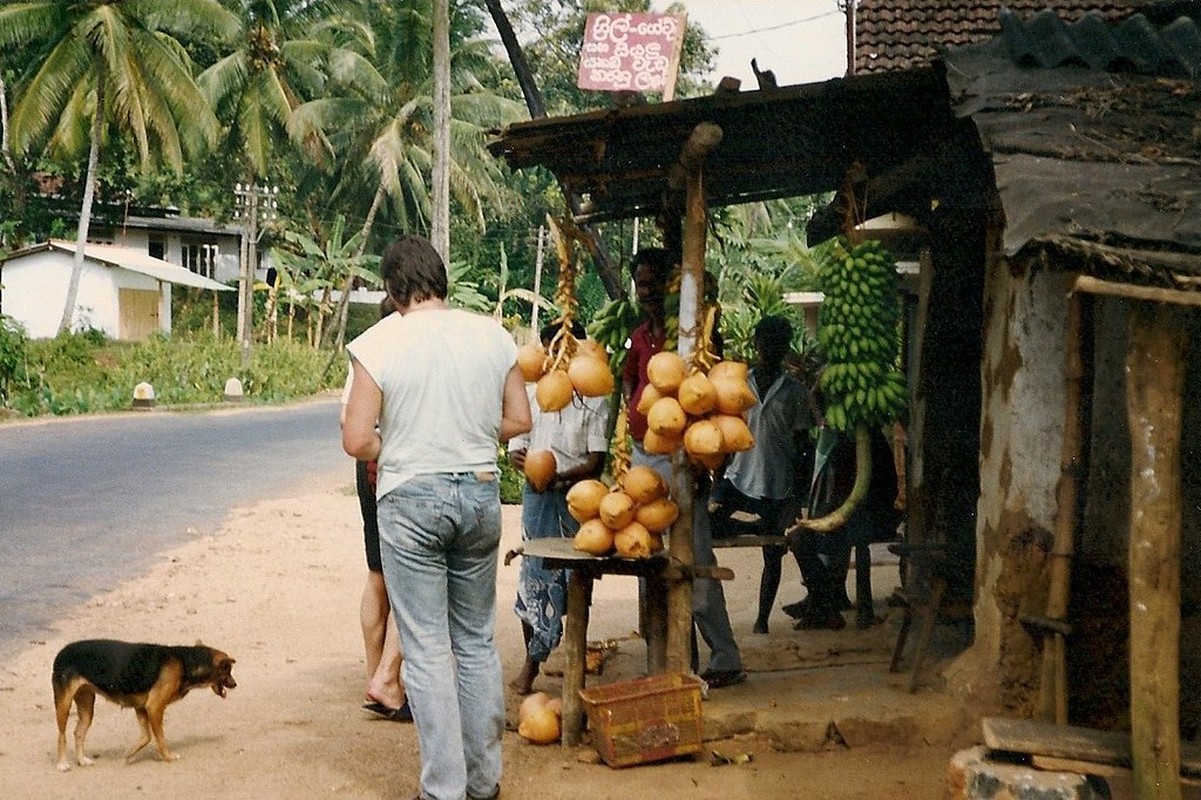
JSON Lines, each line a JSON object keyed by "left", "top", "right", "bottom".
{"left": 194, "top": 639, "right": 205, "bottom": 647}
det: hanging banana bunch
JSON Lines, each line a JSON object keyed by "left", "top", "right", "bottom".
{"left": 586, "top": 295, "right": 641, "bottom": 374}
{"left": 816, "top": 238, "right": 907, "bottom": 433}
{"left": 793, "top": 191, "right": 908, "bottom": 535}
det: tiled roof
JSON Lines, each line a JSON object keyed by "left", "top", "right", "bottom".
{"left": 853, "top": 0, "right": 1154, "bottom": 73}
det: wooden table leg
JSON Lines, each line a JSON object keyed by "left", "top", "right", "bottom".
{"left": 645, "top": 565, "right": 668, "bottom": 674}
{"left": 561, "top": 568, "right": 592, "bottom": 748}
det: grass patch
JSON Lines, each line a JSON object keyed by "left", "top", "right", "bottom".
{"left": 3, "top": 329, "right": 341, "bottom": 417}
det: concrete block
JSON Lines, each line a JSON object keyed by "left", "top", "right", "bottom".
{"left": 947, "top": 745, "right": 1106, "bottom": 799}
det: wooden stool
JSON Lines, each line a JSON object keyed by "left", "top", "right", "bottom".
{"left": 887, "top": 541, "right": 971, "bottom": 692}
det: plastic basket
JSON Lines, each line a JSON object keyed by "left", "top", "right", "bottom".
{"left": 578, "top": 673, "right": 704, "bottom": 768}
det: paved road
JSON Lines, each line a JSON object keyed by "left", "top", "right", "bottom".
{"left": 0, "top": 397, "right": 349, "bottom": 658}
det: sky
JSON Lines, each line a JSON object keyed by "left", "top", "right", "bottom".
{"left": 654, "top": 0, "right": 848, "bottom": 88}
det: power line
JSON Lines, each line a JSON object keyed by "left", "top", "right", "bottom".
{"left": 708, "top": 10, "right": 842, "bottom": 41}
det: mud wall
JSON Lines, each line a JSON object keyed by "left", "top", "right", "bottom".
{"left": 956, "top": 275, "right": 1201, "bottom": 731}
{"left": 950, "top": 261, "right": 1070, "bottom": 712}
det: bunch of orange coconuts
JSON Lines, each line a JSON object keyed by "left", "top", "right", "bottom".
{"left": 638, "top": 353, "right": 757, "bottom": 470}
{"left": 566, "top": 465, "right": 678, "bottom": 559}
{"left": 517, "top": 691, "right": 563, "bottom": 745}
{"left": 516, "top": 334, "right": 614, "bottom": 493}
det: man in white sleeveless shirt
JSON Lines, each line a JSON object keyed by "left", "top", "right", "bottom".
{"left": 343, "top": 235, "right": 531, "bottom": 800}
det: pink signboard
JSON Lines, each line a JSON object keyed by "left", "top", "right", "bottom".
{"left": 577, "top": 13, "right": 685, "bottom": 99}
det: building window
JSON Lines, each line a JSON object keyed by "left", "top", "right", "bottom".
{"left": 182, "top": 241, "right": 218, "bottom": 279}
{"left": 148, "top": 239, "right": 165, "bottom": 260}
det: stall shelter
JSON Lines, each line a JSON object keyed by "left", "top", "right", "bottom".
{"left": 0, "top": 239, "right": 233, "bottom": 341}
{"left": 489, "top": 0, "right": 1201, "bottom": 778}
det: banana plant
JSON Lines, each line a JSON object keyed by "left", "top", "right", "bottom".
{"left": 490, "top": 243, "right": 555, "bottom": 324}
{"left": 276, "top": 214, "right": 379, "bottom": 345}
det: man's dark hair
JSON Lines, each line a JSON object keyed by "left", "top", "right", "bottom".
{"left": 381, "top": 236, "right": 447, "bottom": 307}
{"left": 631, "top": 247, "right": 675, "bottom": 287}
{"left": 755, "top": 315, "right": 793, "bottom": 363}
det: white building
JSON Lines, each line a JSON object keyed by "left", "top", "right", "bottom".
{"left": 0, "top": 239, "right": 233, "bottom": 340}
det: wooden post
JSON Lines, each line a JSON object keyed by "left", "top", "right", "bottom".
{"left": 665, "top": 122, "right": 722, "bottom": 674}
{"left": 561, "top": 569, "right": 591, "bottom": 748}
{"left": 1126, "top": 302, "right": 1185, "bottom": 800}
{"left": 1035, "top": 289, "right": 1085, "bottom": 723}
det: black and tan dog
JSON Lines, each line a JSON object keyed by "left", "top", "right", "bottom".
{"left": 53, "top": 639, "right": 236, "bottom": 771}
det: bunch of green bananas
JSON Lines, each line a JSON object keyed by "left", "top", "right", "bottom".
{"left": 587, "top": 296, "right": 642, "bottom": 373}
{"left": 662, "top": 291, "right": 681, "bottom": 352}
{"left": 817, "top": 238, "right": 907, "bottom": 432}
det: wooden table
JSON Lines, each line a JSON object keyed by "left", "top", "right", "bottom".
{"left": 516, "top": 538, "right": 670, "bottom": 747}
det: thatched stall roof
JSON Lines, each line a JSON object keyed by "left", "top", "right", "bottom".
{"left": 486, "top": 65, "right": 989, "bottom": 228}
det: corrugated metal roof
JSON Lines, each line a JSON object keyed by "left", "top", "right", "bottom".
{"left": 853, "top": 0, "right": 1155, "bottom": 73}
{"left": 945, "top": 12, "right": 1201, "bottom": 268}
{"left": 5, "top": 240, "right": 234, "bottom": 292}
{"left": 997, "top": 6, "right": 1201, "bottom": 76}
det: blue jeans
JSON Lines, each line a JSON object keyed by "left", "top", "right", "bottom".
{"left": 378, "top": 473, "right": 503, "bottom": 800}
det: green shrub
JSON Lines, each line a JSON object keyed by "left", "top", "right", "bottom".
{"left": 498, "top": 447, "right": 525, "bottom": 505}
{"left": 5, "top": 331, "right": 341, "bottom": 417}
{"left": 0, "top": 315, "right": 30, "bottom": 403}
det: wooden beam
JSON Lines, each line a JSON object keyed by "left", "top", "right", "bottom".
{"left": 1126, "top": 303, "right": 1186, "bottom": 800}
{"left": 664, "top": 124, "right": 720, "bottom": 675}
{"left": 1074, "top": 275, "right": 1201, "bottom": 308}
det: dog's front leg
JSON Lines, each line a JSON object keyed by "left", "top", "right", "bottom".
{"left": 146, "top": 705, "right": 178, "bottom": 762}
{"left": 124, "top": 708, "right": 153, "bottom": 763}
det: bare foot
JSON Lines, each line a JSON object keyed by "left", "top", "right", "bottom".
{"left": 365, "top": 686, "right": 406, "bottom": 710}
{"left": 508, "top": 658, "right": 538, "bottom": 695}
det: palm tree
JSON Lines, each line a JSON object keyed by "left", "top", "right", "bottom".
{"left": 200, "top": 0, "right": 367, "bottom": 355}
{"left": 292, "top": 0, "right": 524, "bottom": 348}
{"left": 199, "top": 0, "right": 363, "bottom": 178}
{"left": 0, "top": 0, "right": 240, "bottom": 333}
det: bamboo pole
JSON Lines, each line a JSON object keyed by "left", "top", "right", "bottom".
{"left": 1126, "top": 302, "right": 1185, "bottom": 800}
{"left": 1034, "top": 289, "right": 1084, "bottom": 723}
{"left": 1074, "top": 275, "right": 1201, "bottom": 309}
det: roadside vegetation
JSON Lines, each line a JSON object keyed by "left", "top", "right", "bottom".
{"left": 0, "top": 312, "right": 343, "bottom": 418}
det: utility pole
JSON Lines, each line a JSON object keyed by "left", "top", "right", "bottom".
{"left": 233, "top": 183, "right": 279, "bottom": 366}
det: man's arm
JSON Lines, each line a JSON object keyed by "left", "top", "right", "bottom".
{"left": 499, "top": 363, "right": 532, "bottom": 443}
{"left": 342, "top": 358, "right": 382, "bottom": 461}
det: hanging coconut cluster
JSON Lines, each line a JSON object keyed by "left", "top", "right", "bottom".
{"left": 516, "top": 691, "right": 563, "bottom": 745}
{"left": 568, "top": 408, "right": 679, "bottom": 559}
{"left": 517, "top": 215, "right": 615, "bottom": 414}
{"left": 637, "top": 306, "right": 758, "bottom": 471}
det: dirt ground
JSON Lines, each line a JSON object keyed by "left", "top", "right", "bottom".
{"left": 0, "top": 478, "right": 968, "bottom": 799}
